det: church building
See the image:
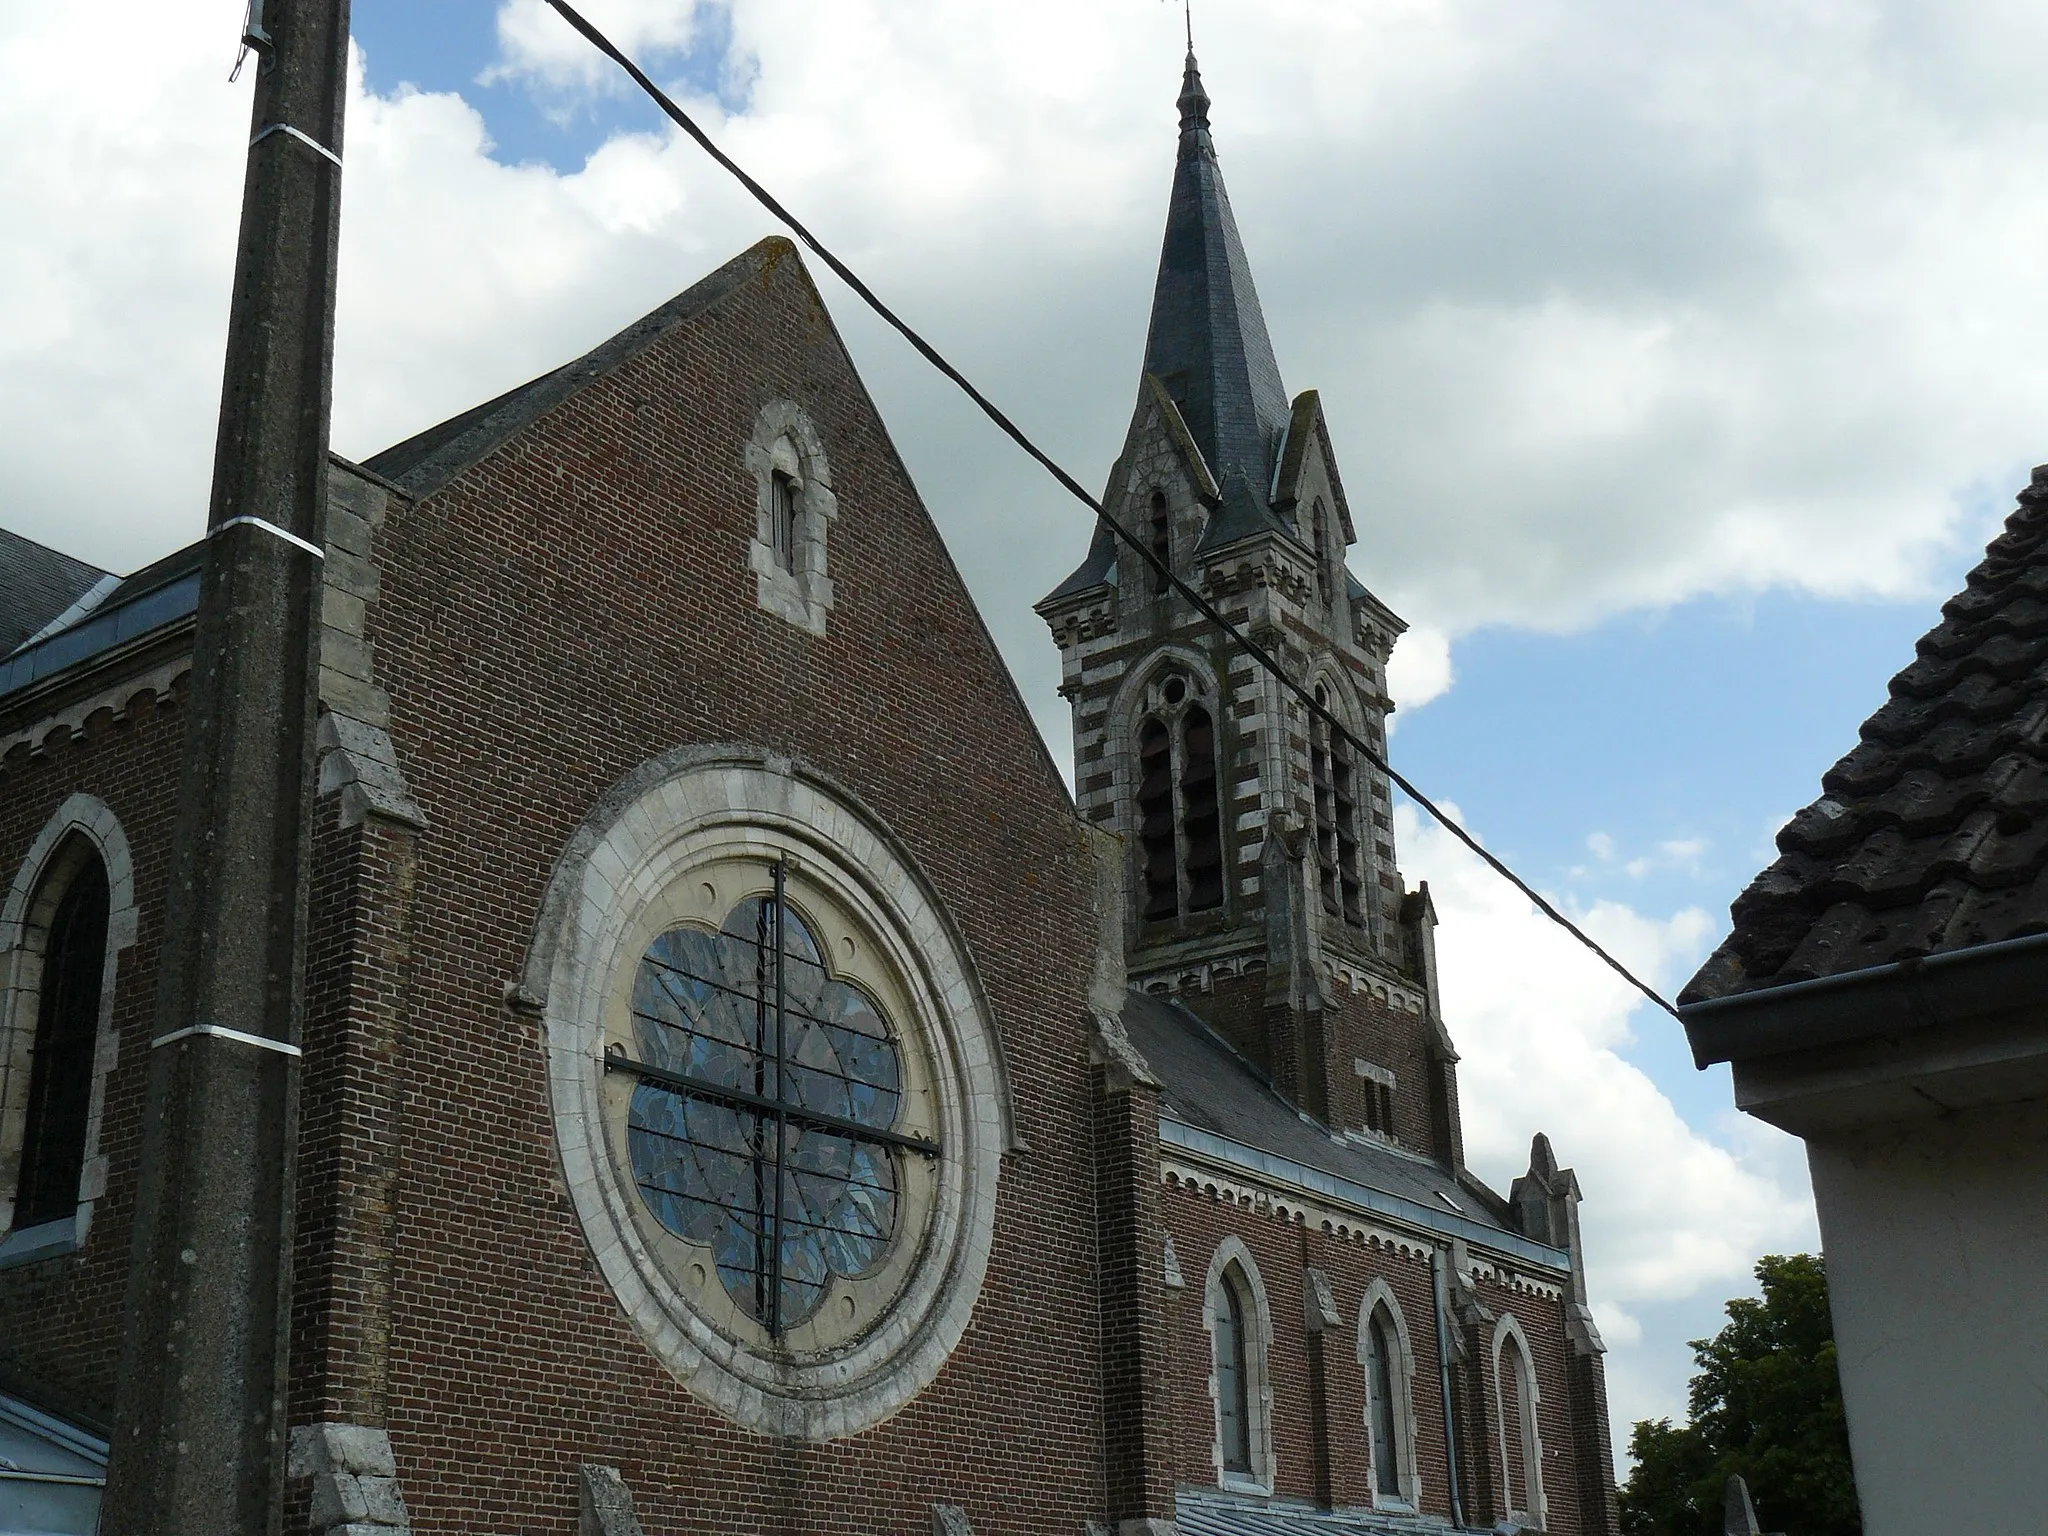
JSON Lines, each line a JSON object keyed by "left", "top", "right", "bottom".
{"left": 0, "top": 54, "right": 1618, "bottom": 1536}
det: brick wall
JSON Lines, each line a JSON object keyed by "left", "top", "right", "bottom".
{"left": 0, "top": 681, "right": 186, "bottom": 1420}
{"left": 326, "top": 243, "right": 1111, "bottom": 1533}
{"left": 1160, "top": 1177, "right": 1612, "bottom": 1534}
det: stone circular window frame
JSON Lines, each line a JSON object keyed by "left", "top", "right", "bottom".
{"left": 524, "top": 746, "right": 1011, "bottom": 1439}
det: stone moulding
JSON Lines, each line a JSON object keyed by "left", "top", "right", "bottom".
{"left": 524, "top": 743, "right": 1012, "bottom": 1439}
{"left": 0, "top": 793, "right": 138, "bottom": 1257}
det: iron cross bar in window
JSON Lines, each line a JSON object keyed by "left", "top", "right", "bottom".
{"left": 602, "top": 858, "right": 938, "bottom": 1337}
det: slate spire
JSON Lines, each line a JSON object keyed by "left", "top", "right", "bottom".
{"left": 1144, "top": 52, "right": 1292, "bottom": 512}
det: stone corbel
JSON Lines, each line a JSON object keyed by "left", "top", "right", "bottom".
{"left": 1090, "top": 1010, "right": 1160, "bottom": 1095}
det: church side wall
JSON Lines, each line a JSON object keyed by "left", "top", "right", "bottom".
{"left": 1161, "top": 1178, "right": 1598, "bottom": 1532}
{"left": 0, "top": 680, "right": 186, "bottom": 1422}
{"left": 1472, "top": 1270, "right": 1580, "bottom": 1532}
{"left": 1162, "top": 1179, "right": 1452, "bottom": 1516}
{"left": 347, "top": 255, "right": 1110, "bottom": 1535}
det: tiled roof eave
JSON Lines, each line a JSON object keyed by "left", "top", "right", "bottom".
{"left": 1680, "top": 924, "right": 2048, "bottom": 1068}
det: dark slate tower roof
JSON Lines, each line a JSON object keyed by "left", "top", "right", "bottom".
{"left": 1146, "top": 52, "right": 1292, "bottom": 526}
{"left": 1684, "top": 465, "right": 2048, "bottom": 1002}
{"left": 1042, "top": 56, "right": 1302, "bottom": 603}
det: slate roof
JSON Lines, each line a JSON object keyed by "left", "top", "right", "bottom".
{"left": 1685, "top": 464, "right": 2048, "bottom": 1002}
{"left": 1043, "top": 56, "right": 1304, "bottom": 604}
{"left": 366, "top": 237, "right": 794, "bottom": 498}
{"left": 1148, "top": 54, "right": 1292, "bottom": 530}
{"left": 1176, "top": 1489, "right": 1463, "bottom": 1534}
{"left": 0, "top": 526, "right": 108, "bottom": 655}
{"left": 1119, "top": 989, "right": 1522, "bottom": 1243}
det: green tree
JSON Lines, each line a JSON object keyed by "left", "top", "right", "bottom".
{"left": 1618, "top": 1254, "right": 1860, "bottom": 1536}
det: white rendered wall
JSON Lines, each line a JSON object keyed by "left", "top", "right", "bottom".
{"left": 1806, "top": 1095, "right": 2048, "bottom": 1536}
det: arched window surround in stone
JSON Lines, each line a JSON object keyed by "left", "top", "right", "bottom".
{"left": 745, "top": 399, "right": 839, "bottom": 636}
{"left": 1201, "top": 1235, "right": 1275, "bottom": 1492}
{"left": 1356, "top": 1277, "right": 1423, "bottom": 1509}
{"left": 1109, "top": 648, "right": 1228, "bottom": 928}
{"left": 1492, "top": 1310, "right": 1546, "bottom": 1527}
{"left": 0, "top": 794, "right": 137, "bottom": 1267}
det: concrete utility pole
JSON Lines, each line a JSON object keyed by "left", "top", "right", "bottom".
{"left": 104, "top": 2, "right": 350, "bottom": 1530}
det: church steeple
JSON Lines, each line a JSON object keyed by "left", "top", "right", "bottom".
{"left": 1143, "top": 53, "right": 1292, "bottom": 516}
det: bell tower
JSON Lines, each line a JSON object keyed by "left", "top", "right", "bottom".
{"left": 1039, "top": 54, "right": 1464, "bottom": 1164}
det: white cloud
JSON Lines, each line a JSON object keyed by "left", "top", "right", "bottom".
{"left": 1399, "top": 803, "right": 1817, "bottom": 1437}
{"left": 487, "top": 0, "right": 710, "bottom": 92}
{"left": 1385, "top": 622, "right": 1454, "bottom": 717}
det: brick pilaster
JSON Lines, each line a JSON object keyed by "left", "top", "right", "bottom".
{"left": 290, "top": 800, "right": 424, "bottom": 1432}
{"left": 1092, "top": 1021, "right": 1177, "bottom": 1531}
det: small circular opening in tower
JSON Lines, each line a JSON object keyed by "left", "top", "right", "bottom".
{"left": 1163, "top": 676, "right": 1187, "bottom": 705}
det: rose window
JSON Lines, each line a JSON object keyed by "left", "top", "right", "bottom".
{"left": 605, "top": 864, "right": 938, "bottom": 1335}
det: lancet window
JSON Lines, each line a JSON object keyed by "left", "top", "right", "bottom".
{"left": 1148, "top": 490, "right": 1172, "bottom": 593}
{"left": 1134, "top": 670, "right": 1224, "bottom": 923}
{"left": 1213, "top": 1262, "right": 1255, "bottom": 1476}
{"left": 12, "top": 849, "right": 109, "bottom": 1230}
{"left": 1495, "top": 1317, "right": 1545, "bottom": 1524}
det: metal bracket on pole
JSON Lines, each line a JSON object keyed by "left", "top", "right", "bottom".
{"left": 210, "top": 514, "right": 327, "bottom": 559}
{"left": 150, "top": 1023, "right": 304, "bottom": 1059}
{"left": 249, "top": 122, "right": 341, "bottom": 170}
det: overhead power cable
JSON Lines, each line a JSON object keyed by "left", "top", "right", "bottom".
{"left": 542, "top": 0, "right": 1682, "bottom": 1024}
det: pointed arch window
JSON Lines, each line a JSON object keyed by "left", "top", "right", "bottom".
{"left": 1149, "top": 490, "right": 1172, "bottom": 594}
{"left": 1311, "top": 498, "right": 1333, "bottom": 607}
{"left": 1358, "top": 1282, "right": 1421, "bottom": 1508}
{"left": 11, "top": 849, "right": 109, "bottom": 1230}
{"left": 1203, "top": 1243, "right": 1272, "bottom": 1489}
{"left": 1494, "top": 1317, "right": 1545, "bottom": 1525}
{"left": 1214, "top": 1268, "right": 1253, "bottom": 1475}
{"left": 1133, "top": 671, "right": 1225, "bottom": 923}
{"left": 1310, "top": 682, "right": 1365, "bottom": 927}
{"left": 1366, "top": 1309, "right": 1401, "bottom": 1496}
{"left": 1181, "top": 706, "right": 1223, "bottom": 911}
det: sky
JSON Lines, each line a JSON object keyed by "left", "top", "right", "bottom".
{"left": 6, "top": 0, "right": 2047, "bottom": 1470}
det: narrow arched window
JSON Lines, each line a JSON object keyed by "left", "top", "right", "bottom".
{"left": 1311, "top": 684, "right": 1365, "bottom": 926}
{"left": 1311, "top": 499, "right": 1332, "bottom": 606}
{"left": 1181, "top": 706, "right": 1222, "bottom": 912}
{"left": 1366, "top": 1308, "right": 1402, "bottom": 1497}
{"left": 770, "top": 469, "right": 799, "bottom": 570}
{"left": 1149, "top": 491, "right": 1171, "bottom": 593}
{"left": 14, "top": 852, "right": 109, "bottom": 1229}
{"left": 1137, "top": 716, "right": 1179, "bottom": 921}
{"left": 1214, "top": 1266, "right": 1254, "bottom": 1475}
{"left": 1496, "top": 1324, "right": 1543, "bottom": 1522}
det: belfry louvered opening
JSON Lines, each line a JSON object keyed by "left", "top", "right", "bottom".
{"left": 1311, "top": 682, "right": 1365, "bottom": 928}
{"left": 1134, "top": 671, "right": 1225, "bottom": 925}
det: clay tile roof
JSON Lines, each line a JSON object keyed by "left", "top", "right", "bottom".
{"left": 1684, "top": 464, "right": 2048, "bottom": 1002}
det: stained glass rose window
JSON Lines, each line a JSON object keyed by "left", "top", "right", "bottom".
{"left": 545, "top": 752, "right": 1006, "bottom": 1437}
{"left": 606, "top": 874, "right": 937, "bottom": 1335}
